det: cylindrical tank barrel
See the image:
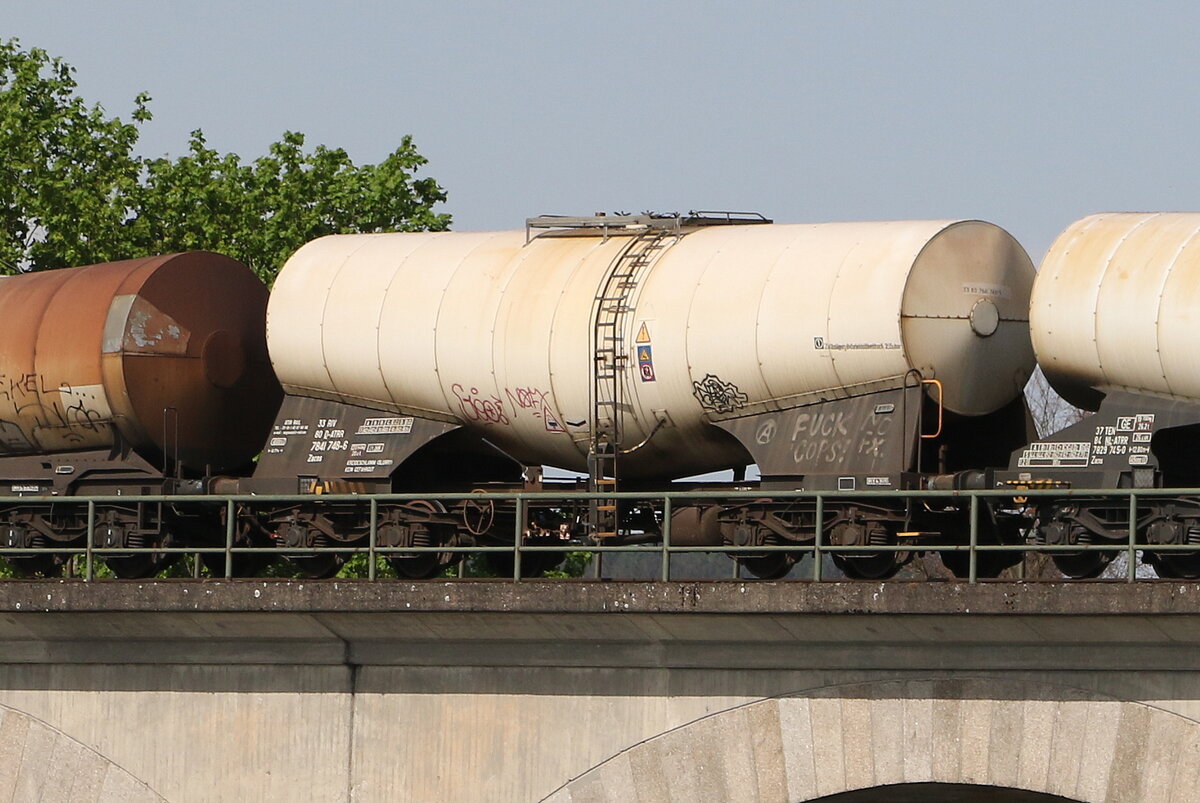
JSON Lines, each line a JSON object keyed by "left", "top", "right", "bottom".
{"left": 1032, "top": 213, "right": 1200, "bottom": 410}
{"left": 0, "top": 252, "right": 281, "bottom": 473}
{"left": 268, "top": 220, "right": 1034, "bottom": 479}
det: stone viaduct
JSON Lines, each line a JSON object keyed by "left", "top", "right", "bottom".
{"left": 0, "top": 580, "right": 1197, "bottom": 802}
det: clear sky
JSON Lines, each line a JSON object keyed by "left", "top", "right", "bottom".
{"left": 7, "top": 1, "right": 1200, "bottom": 262}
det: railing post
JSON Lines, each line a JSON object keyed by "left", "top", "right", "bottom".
{"left": 513, "top": 496, "right": 524, "bottom": 582}
{"left": 224, "top": 499, "right": 235, "bottom": 579}
{"left": 968, "top": 494, "right": 979, "bottom": 584}
{"left": 1127, "top": 492, "right": 1138, "bottom": 583}
{"left": 660, "top": 496, "right": 671, "bottom": 582}
{"left": 368, "top": 497, "right": 378, "bottom": 582}
{"left": 813, "top": 494, "right": 823, "bottom": 582}
{"left": 85, "top": 500, "right": 95, "bottom": 582}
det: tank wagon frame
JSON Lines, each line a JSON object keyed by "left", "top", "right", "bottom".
{"left": 215, "top": 211, "right": 1036, "bottom": 580}
{"left": 985, "top": 213, "right": 1200, "bottom": 580}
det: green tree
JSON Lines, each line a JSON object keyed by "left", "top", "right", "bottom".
{"left": 0, "top": 38, "right": 449, "bottom": 281}
{"left": 0, "top": 39, "right": 148, "bottom": 272}
{"left": 131, "top": 129, "right": 449, "bottom": 283}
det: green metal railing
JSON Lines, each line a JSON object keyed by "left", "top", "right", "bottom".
{"left": 0, "top": 486, "right": 1196, "bottom": 583}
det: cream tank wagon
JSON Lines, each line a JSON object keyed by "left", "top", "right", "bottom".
{"left": 248, "top": 212, "right": 1037, "bottom": 579}
{"left": 1000, "top": 212, "right": 1200, "bottom": 579}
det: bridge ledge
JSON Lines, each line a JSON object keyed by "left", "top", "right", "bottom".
{"left": 0, "top": 579, "right": 1196, "bottom": 614}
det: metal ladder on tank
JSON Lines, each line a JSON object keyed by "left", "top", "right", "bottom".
{"left": 588, "top": 228, "right": 675, "bottom": 539}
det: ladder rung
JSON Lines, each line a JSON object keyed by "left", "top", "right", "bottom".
{"left": 594, "top": 478, "right": 617, "bottom": 485}
{"left": 594, "top": 532, "right": 617, "bottom": 538}
{"left": 595, "top": 505, "right": 617, "bottom": 512}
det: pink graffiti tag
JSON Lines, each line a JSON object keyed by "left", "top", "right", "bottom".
{"left": 505, "top": 386, "right": 566, "bottom": 433}
{"left": 451, "top": 383, "right": 509, "bottom": 425}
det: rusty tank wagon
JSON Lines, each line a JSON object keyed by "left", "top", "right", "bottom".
{"left": 0, "top": 252, "right": 280, "bottom": 576}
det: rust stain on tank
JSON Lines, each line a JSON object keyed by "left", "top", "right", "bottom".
{"left": 110, "top": 296, "right": 191, "bottom": 355}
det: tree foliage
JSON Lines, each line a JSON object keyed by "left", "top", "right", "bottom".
{"left": 1024, "top": 368, "right": 1089, "bottom": 438}
{"left": 0, "top": 38, "right": 449, "bottom": 282}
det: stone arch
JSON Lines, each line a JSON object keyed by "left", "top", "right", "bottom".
{"left": 544, "top": 678, "right": 1200, "bottom": 803}
{"left": 0, "top": 702, "right": 163, "bottom": 801}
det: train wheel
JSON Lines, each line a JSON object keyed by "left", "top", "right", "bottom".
{"left": 2, "top": 552, "right": 64, "bottom": 578}
{"left": 484, "top": 551, "right": 561, "bottom": 578}
{"left": 193, "top": 511, "right": 275, "bottom": 577}
{"left": 386, "top": 550, "right": 443, "bottom": 579}
{"left": 100, "top": 525, "right": 177, "bottom": 576}
{"left": 832, "top": 552, "right": 905, "bottom": 580}
{"left": 830, "top": 522, "right": 907, "bottom": 580}
{"left": 1146, "top": 552, "right": 1200, "bottom": 579}
{"left": 105, "top": 532, "right": 178, "bottom": 579}
{"left": 939, "top": 550, "right": 1017, "bottom": 579}
{"left": 382, "top": 502, "right": 458, "bottom": 579}
{"left": 2, "top": 522, "right": 65, "bottom": 577}
{"left": 106, "top": 552, "right": 162, "bottom": 579}
{"left": 737, "top": 553, "right": 796, "bottom": 580}
{"left": 277, "top": 522, "right": 344, "bottom": 578}
{"left": 287, "top": 553, "right": 343, "bottom": 579}
{"left": 1040, "top": 520, "right": 1112, "bottom": 578}
{"left": 1050, "top": 552, "right": 1111, "bottom": 579}
{"left": 201, "top": 549, "right": 274, "bottom": 578}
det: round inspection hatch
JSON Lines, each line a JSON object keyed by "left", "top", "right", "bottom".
{"left": 202, "top": 329, "right": 247, "bottom": 389}
{"left": 969, "top": 297, "right": 1000, "bottom": 337}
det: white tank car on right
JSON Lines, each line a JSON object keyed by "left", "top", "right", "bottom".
{"left": 1033, "top": 212, "right": 1200, "bottom": 410}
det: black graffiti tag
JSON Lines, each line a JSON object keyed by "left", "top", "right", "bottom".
{"left": 692, "top": 374, "right": 749, "bottom": 415}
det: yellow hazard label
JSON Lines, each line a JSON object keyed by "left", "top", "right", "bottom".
{"left": 635, "top": 322, "right": 651, "bottom": 343}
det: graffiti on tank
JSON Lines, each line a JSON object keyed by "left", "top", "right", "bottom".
{"left": 1, "top": 372, "right": 52, "bottom": 401}
{"left": 505, "top": 386, "right": 566, "bottom": 433}
{"left": 451, "top": 383, "right": 509, "bottom": 425}
{"left": 790, "top": 409, "right": 852, "bottom": 465}
{"left": 855, "top": 411, "right": 894, "bottom": 463}
{"left": 0, "top": 419, "right": 31, "bottom": 453}
{"left": 0, "top": 373, "right": 111, "bottom": 447}
{"left": 789, "top": 406, "right": 894, "bottom": 469}
{"left": 692, "top": 374, "right": 749, "bottom": 415}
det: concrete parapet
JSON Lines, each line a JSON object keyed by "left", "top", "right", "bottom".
{"left": 0, "top": 581, "right": 1199, "bottom": 674}
{"left": 2, "top": 579, "right": 1200, "bottom": 616}
{"left": 0, "top": 582, "right": 1198, "bottom": 800}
